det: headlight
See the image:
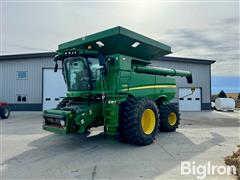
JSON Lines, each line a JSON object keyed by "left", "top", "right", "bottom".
{"left": 108, "top": 100, "right": 116, "bottom": 104}
{"left": 60, "top": 120, "right": 65, "bottom": 126}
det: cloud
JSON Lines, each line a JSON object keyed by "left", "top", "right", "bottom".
{"left": 161, "top": 17, "right": 239, "bottom": 76}
{"left": 1, "top": 2, "right": 238, "bottom": 77}
{"left": 220, "top": 17, "right": 239, "bottom": 25}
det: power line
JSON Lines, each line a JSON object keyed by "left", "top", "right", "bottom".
{"left": 3, "top": 42, "right": 51, "bottom": 51}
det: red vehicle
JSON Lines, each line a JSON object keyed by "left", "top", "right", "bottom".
{"left": 0, "top": 102, "right": 10, "bottom": 119}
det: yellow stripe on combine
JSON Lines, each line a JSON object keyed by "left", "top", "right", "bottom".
{"left": 123, "top": 85, "right": 176, "bottom": 91}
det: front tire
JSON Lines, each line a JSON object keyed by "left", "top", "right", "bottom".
{"left": 159, "top": 104, "right": 180, "bottom": 132}
{"left": 120, "top": 98, "right": 159, "bottom": 145}
{"left": 0, "top": 106, "right": 10, "bottom": 119}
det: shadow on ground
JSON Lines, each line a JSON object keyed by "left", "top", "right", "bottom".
{"left": 2, "top": 129, "right": 226, "bottom": 179}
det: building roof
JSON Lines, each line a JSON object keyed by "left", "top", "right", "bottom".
{"left": 58, "top": 26, "right": 172, "bottom": 60}
{"left": 0, "top": 52, "right": 215, "bottom": 64}
{"left": 0, "top": 52, "right": 55, "bottom": 60}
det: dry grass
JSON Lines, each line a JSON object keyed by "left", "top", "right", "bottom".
{"left": 225, "top": 146, "right": 240, "bottom": 178}
{"left": 226, "top": 93, "right": 239, "bottom": 100}
{"left": 212, "top": 93, "right": 239, "bottom": 100}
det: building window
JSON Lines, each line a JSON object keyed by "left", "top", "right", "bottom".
{"left": 22, "top": 96, "right": 27, "bottom": 102}
{"left": 16, "top": 95, "right": 27, "bottom": 102}
{"left": 17, "top": 71, "right": 28, "bottom": 79}
{"left": 17, "top": 95, "right": 22, "bottom": 102}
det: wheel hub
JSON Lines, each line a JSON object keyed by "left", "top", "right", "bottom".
{"left": 141, "top": 109, "right": 156, "bottom": 135}
{"left": 168, "top": 112, "right": 177, "bottom": 126}
{"left": 4, "top": 108, "right": 9, "bottom": 115}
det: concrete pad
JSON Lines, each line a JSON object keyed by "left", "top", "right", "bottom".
{"left": 1, "top": 110, "right": 239, "bottom": 179}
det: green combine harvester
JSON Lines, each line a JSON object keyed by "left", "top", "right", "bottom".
{"left": 43, "top": 26, "right": 192, "bottom": 145}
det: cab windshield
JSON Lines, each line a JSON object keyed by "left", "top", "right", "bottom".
{"left": 64, "top": 57, "right": 101, "bottom": 91}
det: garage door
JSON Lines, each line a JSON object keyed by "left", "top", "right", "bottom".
{"left": 43, "top": 69, "right": 67, "bottom": 110}
{"left": 179, "top": 88, "right": 201, "bottom": 111}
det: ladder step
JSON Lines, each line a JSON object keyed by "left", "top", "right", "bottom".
{"left": 105, "top": 124, "right": 118, "bottom": 127}
{"left": 105, "top": 114, "right": 116, "bottom": 118}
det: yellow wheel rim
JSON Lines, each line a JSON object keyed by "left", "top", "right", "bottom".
{"left": 141, "top": 109, "right": 156, "bottom": 135}
{"left": 168, "top": 112, "right": 177, "bottom": 126}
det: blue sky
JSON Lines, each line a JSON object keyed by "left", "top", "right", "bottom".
{"left": 212, "top": 76, "right": 240, "bottom": 94}
{"left": 1, "top": 1, "right": 239, "bottom": 78}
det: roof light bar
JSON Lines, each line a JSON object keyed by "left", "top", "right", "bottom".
{"left": 64, "top": 50, "right": 78, "bottom": 55}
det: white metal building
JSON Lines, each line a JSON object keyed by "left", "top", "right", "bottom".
{"left": 0, "top": 52, "right": 215, "bottom": 111}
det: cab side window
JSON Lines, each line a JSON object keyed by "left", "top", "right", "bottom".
{"left": 88, "top": 58, "right": 102, "bottom": 81}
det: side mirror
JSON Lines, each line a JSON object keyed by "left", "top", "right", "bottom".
{"left": 54, "top": 62, "right": 58, "bottom": 72}
{"left": 186, "top": 74, "right": 193, "bottom": 84}
{"left": 99, "top": 54, "right": 107, "bottom": 75}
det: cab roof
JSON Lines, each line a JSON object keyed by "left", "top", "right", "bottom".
{"left": 58, "top": 26, "right": 171, "bottom": 60}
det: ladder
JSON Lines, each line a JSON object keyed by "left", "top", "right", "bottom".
{"left": 100, "top": 73, "right": 120, "bottom": 135}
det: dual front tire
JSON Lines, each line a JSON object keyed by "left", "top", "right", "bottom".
{"left": 159, "top": 103, "right": 180, "bottom": 132}
{"left": 119, "top": 98, "right": 180, "bottom": 145}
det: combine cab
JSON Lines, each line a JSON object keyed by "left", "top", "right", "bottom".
{"left": 43, "top": 26, "right": 192, "bottom": 145}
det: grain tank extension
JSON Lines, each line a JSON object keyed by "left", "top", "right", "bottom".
{"left": 43, "top": 26, "right": 193, "bottom": 145}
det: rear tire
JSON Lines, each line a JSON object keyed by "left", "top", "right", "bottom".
{"left": 0, "top": 106, "right": 10, "bottom": 119}
{"left": 159, "top": 104, "right": 180, "bottom": 132}
{"left": 119, "top": 98, "right": 159, "bottom": 145}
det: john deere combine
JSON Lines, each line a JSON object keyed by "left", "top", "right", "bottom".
{"left": 43, "top": 26, "right": 192, "bottom": 145}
